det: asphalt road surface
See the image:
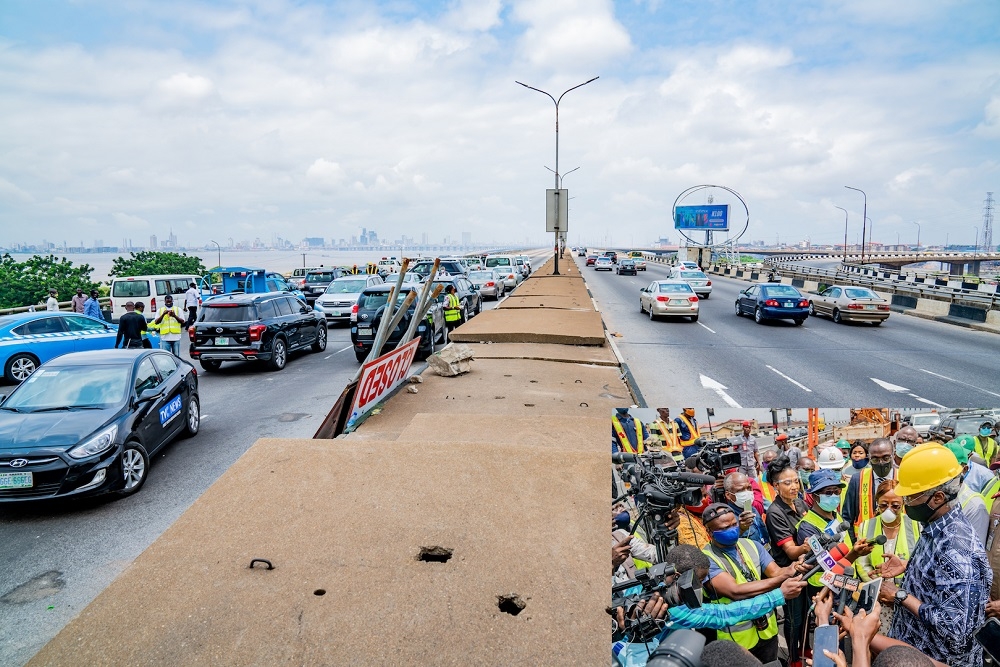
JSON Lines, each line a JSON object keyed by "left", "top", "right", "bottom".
{"left": 0, "top": 251, "right": 554, "bottom": 667}
{"left": 576, "top": 255, "right": 1000, "bottom": 409}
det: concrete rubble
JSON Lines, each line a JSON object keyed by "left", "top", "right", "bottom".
{"left": 426, "top": 342, "right": 475, "bottom": 377}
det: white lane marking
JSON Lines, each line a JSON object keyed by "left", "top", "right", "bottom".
{"left": 697, "top": 323, "right": 716, "bottom": 334}
{"left": 919, "top": 368, "right": 1000, "bottom": 400}
{"left": 332, "top": 345, "right": 352, "bottom": 355}
{"left": 324, "top": 354, "right": 333, "bottom": 359}
{"left": 700, "top": 374, "right": 742, "bottom": 408}
{"left": 766, "top": 365, "right": 812, "bottom": 392}
{"left": 870, "top": 378, "right": 948, "bottom": 408}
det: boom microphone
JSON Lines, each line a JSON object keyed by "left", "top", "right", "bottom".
{"left": 612, "top": 452, "right": 637, "bottom": 464}
{"left": 664, "top": 471, "right": 717, "bottom": 486}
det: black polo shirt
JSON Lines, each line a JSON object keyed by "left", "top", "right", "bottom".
{"left": 764, "top": 495, "right": 809, "bottom": 567}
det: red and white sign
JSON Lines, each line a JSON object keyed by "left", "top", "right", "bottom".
{"left": 346, "top": 338, "right": 420, "bottom": 428}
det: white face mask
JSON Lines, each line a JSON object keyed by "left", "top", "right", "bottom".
{"left": 734, "top": 490, "right": 754, "bottom": 508}
{"left": 881, "top": 509, "right": 897, "bottom": 524}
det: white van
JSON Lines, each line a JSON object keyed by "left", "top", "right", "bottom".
{"left": 109, "top": 274, "right": 200, "bottom": 322}
{"left": 484, "top": 255, "right": 521, "bottom": 290}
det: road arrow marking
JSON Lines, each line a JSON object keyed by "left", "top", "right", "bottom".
{"left": 870, "top": 378, "right": 947, "bottom": 408}
{"left": 919, "top": 368, "right": 1000, "bottom": 400}
{"left": 700, "top": 374, "right": 742, "bottom": 408}
{"left": 766, "top": 365, "right": 812, "bottom": 392}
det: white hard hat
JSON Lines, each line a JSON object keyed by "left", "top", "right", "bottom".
{"left": 816, "top": 447, "right": 846, "bottom": 470}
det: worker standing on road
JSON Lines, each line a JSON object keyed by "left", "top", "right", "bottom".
{"left": 943, "top": 440, "right": 989, "bottom": 547}
{"left": 974, "top": 421, "right": 998, "bottom": 466}
{"left": 842, "top": 438, "right": 896, "bottom": 539}
{"left": 115, "top": 301, "right": 147, "bottom": 349}
{"left": 774, "top": 433, "right": 800, "bottom": 469}
{"left": 83, "top": 289, "right": 102, "bottom": 320}
{"left": 734, "top": 420, "right": 760, "bottom": 477}
{"left": 612, "top": 407, "right": 648, "bottom": 455}
{"left": 443, "top": 285, "right": 462, "bottom": 333}
{"left": 893, "top": 426, "right": 921, "bottom": 466}
{"left": 154, "top": 295, "right": 185, "bottom": 357}
{"left": 46, "top": 288, "right": 59, "bottom": 311}
{"left": 184, "top": 282, "right": 201, "bottom": 327}
{"left": 675, "top": 408, "right": 701, "bottom": 459}
{"left": 652, "top": 407, "right": 682, "bottom": 458}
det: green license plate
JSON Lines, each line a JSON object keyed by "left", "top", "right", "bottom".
{"left": 215, "top": 337, "right": 230, "bottom": 345}
{"left": 0, "top": 471, "right": 32, "bottom": 489}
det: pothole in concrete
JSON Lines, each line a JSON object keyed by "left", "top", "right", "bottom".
{"left": 524, "top": 403, "right": 535, "bottom": 407}
{"left": 313, "top": 589, "right": 326, "bottom": 596}
{"left": 417, "top": 546, "right": 453, "bottom": 563}
{"left": 1, "top": 570, "right": 65, "bottom": 604}
{"left": 497, "top": 593, "right": 526, "bottom": 616}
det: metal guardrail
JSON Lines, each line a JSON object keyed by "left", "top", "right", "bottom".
{"left": 0, "top": 297, "right": 112, "bottom": 317}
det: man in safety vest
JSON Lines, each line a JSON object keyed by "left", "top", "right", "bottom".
{"left": 974, "top": 421, "right": 998, "bottom": 467}
{"left": 842, "top": 438, "right": 896, "bottom": 540}
{"left": 944, "top": 440, "right": 989, "bottom": 547}
{"left": 612, "top": 407, "right": 648, "bottom": 455}
{"left": 700, "top": 503, "right": 807, "bottom": 663}
{"left": 154, "top": 294, "right": 185, "bottom": 356}
{"left": 442, "top": 285, "right": 462, "bottom": 332}
{"left": 652, "top": 407, "right": 682, "bottom": 456}
{"left": 675, "top": 408, "right": 700, "bottom": 459}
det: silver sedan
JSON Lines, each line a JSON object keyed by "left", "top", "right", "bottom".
{"left": 807, "top": 285, "right": 891, "bottom": 325}
{"left": 639, "top": 280, "right": 700, "bottom": 322}
{"left": 468, "top": 269, "right": 506, "bottom": 300}
{"left": 668, "top": 267, "right": 712, "bottom": 298}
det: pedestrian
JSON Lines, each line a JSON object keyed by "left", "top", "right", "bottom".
{"left": 843, "top": 438, "right": 896, "bottom": 538}
{"left": 722, "top": 472, "right": 770, "bottom": 548}
{"left": 734, "top": 420, "right": 760, "bottom": 477}
{"left": 443, "top": 284, "right": 462, "bottom": 332}
{"left": 879, "top": 443, "right": 991, "bottom": 667}
{"left": 184, "top": 282, "right": 201, "bottom": 327}
{"left": 675, "top": 408, "right": 701, "bottom": 459}
{"left": 154, "top": 295, "right": 185, "bottom": 356}
{"left": 611, "top": 407, "right": 648, "bottom": 455}
{"left": 83, "top": 289, "right": 102, "bottom": 320}
{"left": 133, "top": 302, "right": 154, "bottom": 348}
{"left": 115, "top": 301, "right": 147, "bottom": 349}
{"left": 893, "top": 426, "right": 921, "bottom": 466}
{"left": 71, "top": 287, "right": 88, "bottom": 313}
{"left": 974, "top": 421, "right": 998, "bottom": 466}
{"left": 46, "top": 288, "right": 59, "bottom": 311}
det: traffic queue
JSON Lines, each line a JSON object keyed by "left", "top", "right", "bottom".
{"left": 611, "top": 407, "right": 1000, "bottom": 667}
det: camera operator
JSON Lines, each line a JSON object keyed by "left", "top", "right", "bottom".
{"left": 701, "top": 503, "right": 810, "bottom": 662}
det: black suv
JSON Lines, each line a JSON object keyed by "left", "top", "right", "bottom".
{"left": 302, "top": 268, "right": 344, "bottom": 304}
{"left": 411, "top": 260, "right": 466, "bottom": 280}
{"left": 189, "top": 293, "right": 327, "bottom": 372}
{"left": 927, "top": 411, "right": 997, "bottom": 442}
{"left": 350, "top": 286, "right": 445, "bottom": 363}
{"left": 431, "top": 276, "right": 482, "bottom": 322}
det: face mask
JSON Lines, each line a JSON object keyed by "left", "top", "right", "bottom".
{"left": 762, "top": 461, "right": 770, "bottom": 470}
{"left": 872, "top": 461, "right": 893, "bottom": 478}
{"left": 852, "top": 458, "right": 869, "bottom": 470}
{"left": 982, "top": 429, "right": 993, "bottom": 437}
{"left": 613, "top": 511, "right": 631, "bottom": 530}
{"left": 904, "top": 498, "right": 938, "bottom": 524}
{"left": 734, "top": 490, "right": 754, "bottom": 508}
{"left": 817, "top": 495, "right": 841, "bottom": 513}
{"left": 712, "top": 526, "right": 741, "bottom": 546}
{"left": 880, "top": 508, "right": 897, "bottom": 524}
{"left": 798, "top": 471, "right": 811, "bottom": 487}
{"left": 895, "top": 442, "right": 913, "bottom": 459}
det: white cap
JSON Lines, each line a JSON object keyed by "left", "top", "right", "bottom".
{"left": 816, "top": 447, "right": 846, "bottom": 470}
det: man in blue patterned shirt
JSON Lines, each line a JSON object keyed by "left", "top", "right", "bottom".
{"left": 880, "top": 443, "right": 992, "bottom": 667}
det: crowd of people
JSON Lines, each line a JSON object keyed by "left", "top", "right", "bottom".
{"left": 612, "top": 408, "right": 1000, "bottom": 667}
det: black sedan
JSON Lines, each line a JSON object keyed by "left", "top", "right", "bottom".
{"left": 616, "top": 259, "right": 637, "bottom": 275}
{"left": 431, "top": 276, "right": 482, "bottom": 322}
{"left": 0, "top": 349, "right": 199, "bottom": 502}
{"left": 351, "top": 286, "right": 446, "bottom": 362}
{"left": 735, "top": 284, "right": 810, "bottom": 325}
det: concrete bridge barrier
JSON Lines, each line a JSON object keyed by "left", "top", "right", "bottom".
{"left": 914, "top": 298, "right": 951, "bottom": 317}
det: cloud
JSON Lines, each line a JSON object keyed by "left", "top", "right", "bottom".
{"left": 112, "top": 212, "right": 150, "bottom": 229}
{"left": 148, "top": 72, "right": 216, "bottom": 110}
{"left": 513, "top": 0, "right": 633, "bottom": 68}
{"left": 306, "top": 158, "right": 347, "bottom": 190}
{"left": 0, "top": 177, "right": 34, "bottom": 203}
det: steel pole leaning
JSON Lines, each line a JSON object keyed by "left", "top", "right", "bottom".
{"left": 845, "top": 186, "right": 867, "bottom": 264}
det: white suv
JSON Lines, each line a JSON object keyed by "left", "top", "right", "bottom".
{"left": 313, "top": 275, "right": 384, "bottom": 323}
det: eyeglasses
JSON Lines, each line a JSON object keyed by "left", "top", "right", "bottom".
{"left": 870, "top": 455, "right": 893, "bottom": 464}
{"left": 902, "top": 490, "right": 932, "bottom": 506}
{"left": 816, "top": 489, "right": 842, "bottom": 497}
{"left": 877, "top": 502, "right": 903, "bottom": 511}
{"left": 896, "top": 438, "right": 917, "bottom": 445}
{"left": 776, "top": 479, "right": 799, "bottom": 487}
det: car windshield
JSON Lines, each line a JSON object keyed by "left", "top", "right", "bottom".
{"left": 469, "top": 271, "right": 493, "bottom": 281}
{"left": 678, "top": 271, "right": 705, "bottom": 278}
{"left": 3, "top": 365, "right": 130, "bottom": 411}
{"left": 955, "top": 417, "right": 991, "bottom": 435}
{"left": 201, "top": 305, "right": 256, "bottom": 322}
{"left": 844, "top": 288, "right": 878, "bottom": 299}
{"left": 357, "top": 291, "right": 417, "bottom": 310}
{"left": 910, "top": 415, "right": 941, "bottom": 426}
{"left": 762, "top": 286, "right": 801, "bottom": 297}
{"left": 306, "top": 272, "right": 337, "bottom": 282}
{"left": 657, "top": 283, "right": 693, "bottom": 293}
{"left": 485, "top": 258, "right": 512, "bottom": 268}
{"left": 327, "top": 279, "right": 368, "bottom": 294}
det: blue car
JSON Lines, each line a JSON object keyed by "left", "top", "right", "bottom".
{"left": 0, "top": 312, "right": 119, "bottom": 383}
{"left": 735, "top": 284, "right": 810, "bottom": 325}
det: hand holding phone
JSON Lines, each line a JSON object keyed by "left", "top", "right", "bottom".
{"left": 813, "top": 624, "right": 841, "bottom": 667}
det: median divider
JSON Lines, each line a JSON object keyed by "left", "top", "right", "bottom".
{"left": 29, "top": 254, "right": 618, "bottom": 666}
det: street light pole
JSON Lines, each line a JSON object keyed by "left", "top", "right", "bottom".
{"left": 209, "top": 239, "right": 221, "bottom": 268}
{"left": 866, "top": 216, "right": 873, "bottom": 255}
{"left": 910, "top": 221, "right": 920, "bottom": 251}
{"left": 545, "top": 165, "right": 580, "bottom": 189}
{"left": 834, "top": 206, "right": 849, "bottom": 262}
{"left": 845, "top": 186, "right": 867, "bottom": 264}
{"left": 517, "top": 76, "right": 599, "bottom": 275}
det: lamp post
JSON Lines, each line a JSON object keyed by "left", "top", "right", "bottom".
{"left": 517, "top": 76, "right": 599, "bottom": 275}
{"left": 866, "top": 216, "right": 874, "bottom": 255}
{"left": 973, "top": 226, "right": 980, "bottom": 271}
{"left": 845, "top": 186, "right": 867, "bottom": 264}
{"left": 834, "top": 206, "right": 849, "bottom": 262}
{"left": 910, "top": 221, "right": 920, "bottom": 251}
{"left": 209, "top": 239, "right": 221, "bottom": 268}
{"left": 545, "top": 165, "right": 579, "bottom": 188}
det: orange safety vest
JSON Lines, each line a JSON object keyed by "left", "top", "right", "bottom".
{"left": 654, "top": 419, "right": 682, "bottom": 453}
{"left": 853, "top": 468, "right": 877, "bottom": 528}
{"left": 612, "top": 415, "right": 644, "bottom": 455}
{"left": 677, "top": 414, "right": 700, "bottom": 447}
{"left": 758, "top": 477, "right": 776, "bottom": 504}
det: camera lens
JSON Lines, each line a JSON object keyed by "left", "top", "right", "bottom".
{"left": 646, "top": 629, "right": 705, "bottom": 667}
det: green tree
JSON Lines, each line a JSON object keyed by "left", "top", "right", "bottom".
{"left": 109, "top": 251, "right": 206, "bottom": 278}
{"left": 0, "top": 254, "right": 99, "bottom": 309}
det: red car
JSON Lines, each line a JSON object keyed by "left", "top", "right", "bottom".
{"left": 585, "top": 255, "right": 598, "bottom": 266}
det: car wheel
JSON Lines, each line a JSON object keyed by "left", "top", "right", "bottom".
{"left": 199, "top": 360, "right": 222, "bottom": 372}
{"left": 832, "top": 308, "right": 842, "bottom": 324}
{"left": 116, "top": 441, "right": 149, "bottom": 497}
{"left": 269, "top": 338, "right": 287, "bottom": 371}
{"left": 639, "top": 300, "right": 644, "bottom": 313}
{"left": 808, "top": 302, "right": 816, "bottom": 316}
{"left": 754, "top": 307, "right": 764, "bottom": 324}
{"left": 183, "top": 396, "right": 200, "bottom": 437}
{"left": 355, "top": 348, "right": 368, "bottom": 363}
{"left": 312, "top": 324, "right": 328, "bottom": 352}
{"left": 691, "top": 314, "right": 699, "bottom": 322}
{"left": 794, "top": 318, "right": 805, "bottom": 326}
{"left": 649, "top": 306, "right": 655, "bottom": 321}
{"left": 701, "top": 293, "right": 709, "bottom": 300}
{"left": 4, "top": 353, "right": 39, "bottom": 383}
{"left": 735, "top": 301, "right": 742, "bottom": 317}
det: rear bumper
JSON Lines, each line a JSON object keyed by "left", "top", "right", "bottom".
{"left": 838, "top": 311, "right": 891, "bottom": 322}
{"left": 760, "top": 306, "right": 809, "bottom": 320}
{"left": 190, "top": 347, "right": 270, "bottom": 362}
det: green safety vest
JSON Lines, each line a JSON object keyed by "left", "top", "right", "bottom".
{"left": 983, "top": 476, "right": 1000, "bottom": 513}
{"left": 796, "top": 510, "right": 853, "bottom": 587}
{"left": 856, "top": 515, "right": 920, "bottom": 583}
{"left": 702, "top": 539, "right": 780, "bottom": 651}
{"left": 444, "top": 293, "right": 462, "bottom": 322}
{"left": 976, "top": 436, "right": 998, "bottom": 467}
{"left": 156, "top": 306, "right": 183, "bottom": 336}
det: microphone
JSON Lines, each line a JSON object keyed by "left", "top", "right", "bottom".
{"left": 683, "top": 455, "right": 701, "bottom": 469}
{"left": 801, "top": 534, "right": 887, "bottom": 581}
{"left": 664, "top": 471, "right": 717, "bottom": 486}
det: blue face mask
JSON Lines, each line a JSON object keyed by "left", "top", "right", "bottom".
{"left": 852, "top": 458, "right": 869, "bottom": 470}
{"left": 817, "top": 494, "right": 841, "bottom": 513}
{"left": 712, "top": 526, "right": 741, "bottom": 546}
{"left": 982, "top": 428, "right": 992, "bottom": 437}
{"left": 895, "top": 442, "right": 913, "bottom": 459}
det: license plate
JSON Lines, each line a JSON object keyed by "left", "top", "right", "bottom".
{"left": 216, "top": 337, "right": 230, "bottom": 345}
{"left": 330, "top": 310, "right": 341, "bottom": 316}
{"left": 668, "top": 299, "right": 685, "bottom": 305}
{"left": 358, "top": 327, "right": 372, "bottom": 336}
{"left": 865, "top": 304, "right": 876, "bottom": 310}
{"left": 783, "top": 302, "right": 794, "bottom": 308}
{"left": 0, "top": 471, "right": 32, "bottom": 490}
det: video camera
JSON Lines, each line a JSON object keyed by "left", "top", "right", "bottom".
{"left": 688, "top": 438, "right": 742, "bottom": 480}
{"left": 611, "top": 564, "right": 703, "bottom": 643}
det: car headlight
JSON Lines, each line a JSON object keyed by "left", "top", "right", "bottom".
{"left": 68, "top": 424, "right": 118, "bottom": 460}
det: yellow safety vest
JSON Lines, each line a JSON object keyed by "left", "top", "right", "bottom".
{"left": 983, "top": 476, "right": 1000, "bottom": 513}
{"left": 654, "top": 419, "right": 682, "bottom": 453}
{"left": 677, "top": 414, "right": 700, "bottom": 447}
{"left": 856, "top": 515, "right": 920, "bottom": 583}
{"left": 631, "top": 524, "right": 652, "bottom": 571}
{"left": 796, "top": 510, "right": 854, "bottom": 587}
{"left": 702, "top": 540, "right": 780, "bottom": 650}
{"left": 156, "top": 306, "right": 183, "bottom": 336}
{"left": 444, "top": 293, "right": 462, "bottom": 323}
{"left": 976, "top": 436, "right": 998, "bottom": 467}
{"left": 612, "top": 415, "right": 644, "bottom": 455}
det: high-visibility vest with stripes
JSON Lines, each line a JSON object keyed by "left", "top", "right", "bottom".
{"left": 444, "top": 293, "right": 462, "bottom": 322}
{"left": 702, "top": 540, "right": 780, "bottom": 650}
{"left": 612, "top": 415, "right": 644, "bottom": 455}
{"left": 983, "top": 475, "right": 1000, "bottom": 513}
{"left": 796, "top": 510, "right": 853, "bottom": 587}
{"left": 654, "top": 419, "right": 682, "bottom": 453}
{"left": 676, "top": 414, "right": 700, "bottom": 448}
{"left": 852, "top": 468, "right": 876, "bottom": 528}
{"left": 758, "top": 477, "right": 776, "bottom": 505}
{"left": 976, "top": 436, "right": 999, "bottom": 467}
{"left": 156, "top": 306, "right": 183, "bottom": 336}
{"left": 856, "top": 515, "right": 919, "bottom": 583}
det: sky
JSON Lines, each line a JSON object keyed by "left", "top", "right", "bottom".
{"left": 1, "top": 0, "right": 998, "bottom": 249}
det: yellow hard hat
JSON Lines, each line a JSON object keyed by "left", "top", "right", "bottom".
{"left": 895, "top": 443, "right": 962, "bottom": 497}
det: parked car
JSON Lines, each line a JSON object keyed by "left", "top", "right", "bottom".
{"left": 906, "top": 412, "right": 942, "bottom": 440}
{"left": 468, "top": 269, "right": 506, "bottom": 300}
{"left": 200, "top": 267, "right": 307, "bottom": 303}
{"left": 928, "top": 412, "right": 996, "bottom": 443}
{"left": 515, "top": 255, "right": 532, "bottom": 276}
{"left": 594, "top": 257, "right": 614, "bottom": 271}
{"left": 350, "top": 285, "right": 446, "bottom": 363}
{"left": 639, "top": 281, "right": 700, "bottom": 322}
{"left": 109, "top": 274, "right": 200, "bottom": 322}
{"left": 807, "top": 285, "right": 891, "bottom": 325}
{"left": 585, "top": 255, "right": 598, "bottom": 266}
{"left": 0, "top": 349, "right": 199, "bottom": 501}
{"left": 432, "top": 276, "right": 482, "bottom": 322}
{"left": 735, "top": 284, "right": 810, "bottom": 325}
{"left": 0, "top": 312, "right": 119, "bottom": 384}
{"left": 301, "top": 268, "right": 345, "bottom": 304}
{"left": 376, "top": 258, "right": 402, "bottom": 277}
{"left": 188, "top": 292, "right": 327, "bottom": 372}
{"left": 314, "top": 275, "right": 384, "bottom": 323}
{"left": 668, "top": 268, "right": 712, "bottom": 299}
{"left": 616, "top": 259, "right": 638, "bottom": 276}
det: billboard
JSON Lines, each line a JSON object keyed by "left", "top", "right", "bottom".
{"left": 674, "top": 204, "right": 729, "bottom": 230}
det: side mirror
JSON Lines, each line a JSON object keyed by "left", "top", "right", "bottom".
{"left": 136, "top": 387, "right": 162, "bottom": 404}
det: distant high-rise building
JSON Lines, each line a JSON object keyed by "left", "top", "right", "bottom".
{"left": 461, "top": 232, "right": 471, "bottom": 246}
{"left": 421, "top": 232, "right": 429, "bottom": 246}
{"left": 166, "top": 229, "right": 178, "bottom": 248}
{"left": 303, "top": 237, "right": 324, "bottom": 248}
{"left": 149, "top": 235, "right": 158, "bottom": 250}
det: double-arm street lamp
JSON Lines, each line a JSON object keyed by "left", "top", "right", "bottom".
{"left": 517, "top": 76, "right": 599, "bottom": 275}
{"left": 911, "top": 221, "right": 921, "bottom": 251}
{"left": 845, "top": 186, "right": 867, "bottom": 264}
{"left": 834, "top": 206, "right": 849, "bottom": 262}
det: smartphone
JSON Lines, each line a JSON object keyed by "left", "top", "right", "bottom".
{"left": 812, "top": 624, "right": 840, "bottom": 667}
{"left": 743, "top": 499, "right": 753, "bottom": 514}
{"left": 976, "top": 618, "right": 1000, "bottom": 661}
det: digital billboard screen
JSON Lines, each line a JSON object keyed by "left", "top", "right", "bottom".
{"left": 674, "top": 204, "right": 730, "bottom": 230}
